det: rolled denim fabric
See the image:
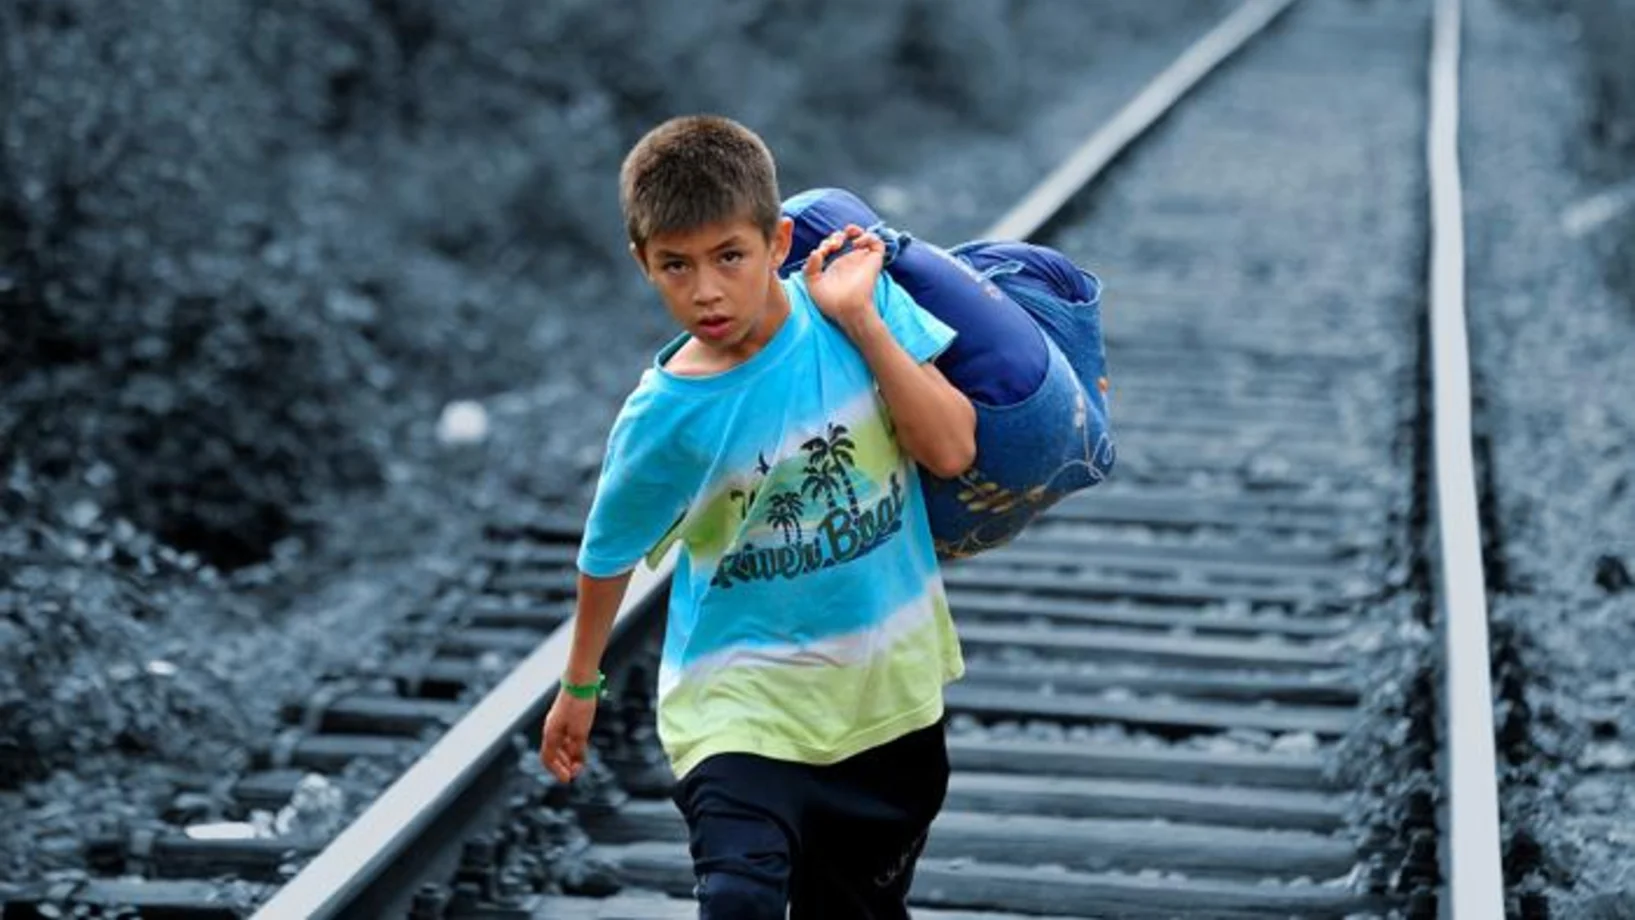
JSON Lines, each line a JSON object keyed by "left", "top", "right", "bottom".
{"left": 951, "top": 239, "right": 1110, "bottom": 394}
{"left": 780, "top": 188, "right": 1115, "bottom": 559}
{"left": 925, "top": 251, "right": 1115, "bottom": 558}
{"left": 927, "top": 331, "right": 1115, "bottom": 558}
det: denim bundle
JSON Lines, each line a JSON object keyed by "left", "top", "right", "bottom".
{"left": 781, "top": 188, "right": 1115, "bottom": 559}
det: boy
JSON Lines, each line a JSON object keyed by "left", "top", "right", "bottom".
{"left": 539, "top": 115, "right": 975, "bottom": 918}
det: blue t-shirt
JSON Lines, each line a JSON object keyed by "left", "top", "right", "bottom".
{"left": 577, "top": 273, "right": 966, "bottom": 778}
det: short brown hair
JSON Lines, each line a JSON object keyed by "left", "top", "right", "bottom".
{"left": 619, "top": 115, "right": 781, "bottom": 250}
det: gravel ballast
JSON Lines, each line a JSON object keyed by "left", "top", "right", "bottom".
{"left": 1463, "top": 0, "right": 1635, "bottom": 913}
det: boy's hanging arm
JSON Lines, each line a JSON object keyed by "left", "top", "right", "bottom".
{"left": 804, "top": 226, "right": 976, "bottom": 480}
{"left": 539, "top": 569, "right": 631, "bottom": 783}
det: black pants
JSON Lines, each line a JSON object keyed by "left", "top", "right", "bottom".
{"left": 670, "top": 719, "right": 950, "bottom": 919}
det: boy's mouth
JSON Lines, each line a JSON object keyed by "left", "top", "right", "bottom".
{"left": 697, "top": 316, "right": 733, "bottom": 339}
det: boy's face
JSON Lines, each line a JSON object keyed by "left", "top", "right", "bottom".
{"left": 634, "top": 215, "right": 794, "bottom": 359}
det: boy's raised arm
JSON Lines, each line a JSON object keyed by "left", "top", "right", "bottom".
{"left": 845, "top": 314, "right": 976, "bottom": 479}
{"left": 805, "top": 226, "right": 977, "bottom": 479}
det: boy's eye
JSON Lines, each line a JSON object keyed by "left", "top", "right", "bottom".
{"left": 662, "top": 260, "right": 687, "bottom": 274}
{"left": 719, "top": 251, "right": 743, "bottom": 266}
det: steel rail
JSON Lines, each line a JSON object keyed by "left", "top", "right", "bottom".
{"left": 249, "top": 553, "right": 675, "bottom": 919}
{"left": 988, "top": 0, "right": 1299, "bottom": 241}
{"left": 1426, "top": 0, "right": 1506, "bottom": 915}
{"left": 252, "top": 3, "right": 1303, "bottom": 916}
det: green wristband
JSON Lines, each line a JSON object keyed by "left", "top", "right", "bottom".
{"left": 561, "top": 671, "right": 605, "bottom": 700}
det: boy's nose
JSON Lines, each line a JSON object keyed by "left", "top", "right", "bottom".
{"left": 692, "top": 277, "right": 725, "bottom": 305}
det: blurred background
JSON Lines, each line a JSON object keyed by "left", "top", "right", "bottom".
{"left": 2, "top": 0, "right": 1633, "bottom": 905}
{"left": 0, "top": 0, "right": 1225, "bottom": 839}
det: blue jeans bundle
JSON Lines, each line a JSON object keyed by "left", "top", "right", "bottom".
{"left": 781, "top": 188, "right": 1115, "bottom": 559}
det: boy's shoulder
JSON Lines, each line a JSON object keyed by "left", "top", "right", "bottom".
{"left": 609, "top": 369, "right": 670, "bottom": 425}
{"left": 660, "top": 342, "right": 716, "bottom": 377}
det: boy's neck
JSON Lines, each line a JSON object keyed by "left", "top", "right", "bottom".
{"left": 665, "top": 282, "right": 793, "bottom": 377}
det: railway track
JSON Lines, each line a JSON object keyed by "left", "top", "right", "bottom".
{"left": 2, "top": 0, "right": 1506, "bottom": 917}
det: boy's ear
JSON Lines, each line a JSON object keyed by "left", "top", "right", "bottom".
{"left": 770, "top": 217, "right": 794, "bottom": 270}
{"left": 628, "top": 241, "right": 651, "bottom": 280}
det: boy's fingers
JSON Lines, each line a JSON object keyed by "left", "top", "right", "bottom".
{"left": 806, "top": 236, "right": 843, "bottom": 277}
{"left": 806, "top": 229, "right": 883, "bottom": 280}
{"left": 541, "top": 722, "right": 580, "bottom": 777}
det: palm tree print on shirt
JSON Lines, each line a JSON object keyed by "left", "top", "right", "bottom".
{"left": 801, "top": 455, "right": 844, "bottom": 514}
{"left": 801, "top": 423, "right": 861, "bottom": 522}
{"left": 766, "top": 491, "right": 805, "bottom": 544}
{"left": 708, "top": 417, "right": 907, "bottom": 589}
{"left": 729, "top": 485, "right": 758, "bottom": 521}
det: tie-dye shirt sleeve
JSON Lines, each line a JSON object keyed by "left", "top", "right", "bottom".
{"left": 576, "top": 383, "right": 697, "bottom": 578}
{"left": 875, "top": 273, "right": 956, "bottom": 365}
